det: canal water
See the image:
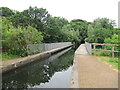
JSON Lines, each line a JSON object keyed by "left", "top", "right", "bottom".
{"left": 2, "top": 47, "right": 74, "bottom": 89}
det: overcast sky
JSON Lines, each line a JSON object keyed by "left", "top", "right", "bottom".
{"left": 0, "top": 0, "right": 119, "bottom": 26}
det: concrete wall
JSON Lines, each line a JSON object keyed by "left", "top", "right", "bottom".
{"left": 70, "top": 44, "right": 88, "bottom": 88}
{"left": 85, "top": 42, "right": 92, "bottom": 55}
{"left": 27, "top": 42, "right": 72, "bottom": 55}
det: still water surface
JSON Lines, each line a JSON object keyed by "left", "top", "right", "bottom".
{"left": 2, "top": 48, "right": 74, "bottom": 89}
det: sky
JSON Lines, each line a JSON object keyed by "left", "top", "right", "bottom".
{"left": 0, "top": 0, "right": 119, "bottom": 27}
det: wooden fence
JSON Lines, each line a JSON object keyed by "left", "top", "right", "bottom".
{"left": 92, "top": 43, "right": 120, "bottom": 57}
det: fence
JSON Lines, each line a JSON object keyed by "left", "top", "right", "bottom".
{"left": 27, "top": 42, "right": 72, "bottom": 55}
{"left": 92, "top": 43, "right": 120, "bottom": 57}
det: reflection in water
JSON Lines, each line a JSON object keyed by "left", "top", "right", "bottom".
{"left": 2, "top": 48, "right": 74, "bottom": 89}
{"left": 33, "top": 66, "right": 72, "bottom": 88}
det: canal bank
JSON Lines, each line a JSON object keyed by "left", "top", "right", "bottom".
{"left": 1, "top": 44, "right": 73, "bottom": 74}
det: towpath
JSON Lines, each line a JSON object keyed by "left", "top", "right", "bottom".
{"left": 71, "top": 44, "right": 118, "bottom": 88}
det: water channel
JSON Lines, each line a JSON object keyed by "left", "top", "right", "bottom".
{"left": 2, "top": 47, "right": 75, "bottom": 89}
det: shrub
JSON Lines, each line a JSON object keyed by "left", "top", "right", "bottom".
{"left": 2, "top": 17, "right": 43, "bottom": 56}
{"left": 103, "top": 34, "right": 120, "bottom": 57}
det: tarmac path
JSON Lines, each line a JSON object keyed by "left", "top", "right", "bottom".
{"left": 78, "top": 55, "right": 118, "bottom": 88}
{"left": 71, "top": 44, "right": 118, "bottom": 88}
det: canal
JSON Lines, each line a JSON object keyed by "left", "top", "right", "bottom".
{"left": 2, "top": 47, "right": 74, "bottom": 89}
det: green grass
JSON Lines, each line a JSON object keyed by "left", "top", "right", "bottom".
{"left": 97, "top": 56, "right": 120, "bottom": 69}
{"left": 93, "top": 50, "right": 119, "bottom": 57}
{"left": 0, "top": 53, "right": 20, "bottom": 61}
{"left": 93, "top": 50, "right": 111, "bottom": 57}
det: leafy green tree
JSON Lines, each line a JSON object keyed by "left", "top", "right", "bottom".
{"left": 85, "top": 24, "right": 95, "bottom": 42}
{"left": 93, "top": 18, "right": 116, "bottom": 29}
{"left": 61, "top": 24, "right": 79, "bottom": 42}
{"left": 104, "top": 34, "right": 120, "bottom": 45}
{"left": 9, "top": 12, "right": 31, "bottom": 27}
{"left": 2, "top": 17, "right": 43, "bottom": 56}
{"left": 85, "top": 18, "right": 115, "bottom": 43}
{"left": 103, "top": 34, "right": 120, "bottom": 57}
{"left": 43, "top": 16, "right": 69, "bottom": 42}
{"left": 0, "top": 7, "right": 15, "bottom": 17}
{"left": 70, "top": 19, "right": 88, "bottom": 43}
{"left": 9, "top": 6, "right": 50, "bottom": 31}
{"left": 112, "top": 28, "right": 120, "bottom": 35}
{"left": 22, "top": 6, "right": 50, "bottom": 31}
{"left": 2, "top": 7, "right": 81, "bottom": 44}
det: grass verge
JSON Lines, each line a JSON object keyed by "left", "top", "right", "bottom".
{"left": 0, "top": 53, "right": 19, "bottom": 61}
{"left": 97, "top": 56, "right": 120, "bottom": 70}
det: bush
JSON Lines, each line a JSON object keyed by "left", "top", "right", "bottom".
{"left": 103, "top": 34, "right": 120, "bottom": 57}
{"left": 2, "top": 17, "right": 43, "bottom": 56}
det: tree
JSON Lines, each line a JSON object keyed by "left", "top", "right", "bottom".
{"left": 60, "top": 24, "right": 79, "bottom": 42}
{"left": 104, "top": 34, "right": 120, "bottom": 45}
{"left": 85, "top": 18, "right": 115, "bottom": 43}
{"left": 103, "top": 34, "right": 120, "bottom": 57}
{"left": 9, "top": 6, "right": 50, "bottom": 31}
{"left": 93, "top": 18, "right": 115, "bottom": 29}
{"left": 22, "top": 6, "right": 50, "bottom": 31}
{"left": 43, "top": 16, "right": 69, "bottom": 43}
{"left": 0, "top": 7, "right": 15, "bottom": 17}
{"left": 70, "top": 19, "right": 88, "bottom": 43}
{"left": 85, "top": 24, "right": 95, "bottom": 42}
{"left": 2, "top": 17, "right": 43, "bottom": 56}
{"left": 9, "top": 12, "right": 32, "bottom": 28}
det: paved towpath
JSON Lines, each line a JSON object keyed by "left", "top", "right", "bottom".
{"left": 71, "top": 44, "right": 118, "bottom": 88}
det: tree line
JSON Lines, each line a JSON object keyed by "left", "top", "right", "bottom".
{"left": 0, "top": 6, "right": 119, "bottom": 57}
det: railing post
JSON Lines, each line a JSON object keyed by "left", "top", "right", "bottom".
{"left": 112, "top": 45, "right": 114, "bottom": 58}
{"left": 93, "top": 43, "right": 96, "bottom": 55}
